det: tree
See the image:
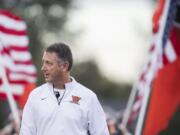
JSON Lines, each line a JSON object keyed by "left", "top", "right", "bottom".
{"left": 72, "top": 60, "right": 131, "bottom": 99}
{"left": 0, "top": 0, "right": 73, "bottom": 129}
{"left": 0, "top": 0, "right": 73, "bottom": 84}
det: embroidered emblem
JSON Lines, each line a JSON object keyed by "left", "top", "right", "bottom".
{"left": 70, "top": 95, "right": 81, "bottom": 105}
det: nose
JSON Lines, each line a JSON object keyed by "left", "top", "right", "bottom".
{"left": 41, "top": 63, "right": 46, "bottom": 72}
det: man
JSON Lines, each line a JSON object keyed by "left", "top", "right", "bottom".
{"left": 19, "top": 42, "right": 110, "bottom": 135}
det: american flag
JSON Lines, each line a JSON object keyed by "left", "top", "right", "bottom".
{"left": 122, "top": 0, "right": 180, "bottom": 132}
{"left": 0, "top": 10, "right": 37, "bottom": 98}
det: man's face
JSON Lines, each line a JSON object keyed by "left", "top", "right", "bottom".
{"left": 41, "top": 51, "right": 65, "bottom": 83}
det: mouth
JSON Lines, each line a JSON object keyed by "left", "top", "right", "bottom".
{"left": 44, "top": 73, "right": 50, "bottom": 79}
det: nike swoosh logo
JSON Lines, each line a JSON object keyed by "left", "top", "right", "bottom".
{"left": 41, "top": 97, "right": 47, "bottom": 100}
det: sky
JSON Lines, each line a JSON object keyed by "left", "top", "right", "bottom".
{"left": 65, "top": 0, "right": 155, "bottom": 83}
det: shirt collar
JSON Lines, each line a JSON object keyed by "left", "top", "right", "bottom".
{"left": 40, "top": 76, "right": 76, "bottom": 99}
{"left": 65, "top": 76, "right": 76, "bottom": 90}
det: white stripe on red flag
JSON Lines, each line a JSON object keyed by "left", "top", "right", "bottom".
{"left": 0, "top": 10, "right": 37, "bottom": 97}
{"left": 164, "top": 39, "right": 176, "bottom": 63}
{"left": 0, "top": 32, "right": 29, "bottom": 46}
{"left": 0, "top": 11, "right": 26, "bottom": 31}
{"left": 0, "top": 55, "right": 36, "bottom": 74}
{"left": 126, "top": 0, "right": 180, "bottom": 130}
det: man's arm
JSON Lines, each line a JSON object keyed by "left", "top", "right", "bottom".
{"left": 19, "top": 94, "right": 36, "bottom": 135}
{"left": 87, "top": 93, "right": 110, "bottom": 135}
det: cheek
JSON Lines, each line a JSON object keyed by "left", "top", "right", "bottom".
{"left": 48, "top": 65, "right": 56, "bottom": 71}
{"left": 51, "top": 67, "right": 61, "bottom": 75}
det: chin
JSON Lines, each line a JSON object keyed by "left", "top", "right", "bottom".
{"left": 45, "top": 78, "right": 51, "bottom": 83}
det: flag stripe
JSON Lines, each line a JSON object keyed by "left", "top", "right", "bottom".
{"left": 5, "top": 68, "right": 37, "bottom": 77}
{"left": 0, "top": 84, "right": 24, "bottom": 95}
{"left": 0, "top": 25, "right": 27, "bottom": 35}
{"left": 0, "top": 10, "right": 22, "bottom": 21}
{"left": 170, "top": 27, "right": 180, "bottom": 56}
{"left": 0, "top": 10, "right": 37, "bottom": 97}
{"left": 0, "top": 50, "right": 34, "bottom": 65}
{"left": 14, "top": 60, "right": 34, "bottom": 65}
{"left": 0, "top": 45, "right": 29, "bottom": 52}
{"left": 7, "top": 45, "right": 29, "bottom": 51}
{"left": 164, "top": 40, "right": 176, "bottom": 62}
{"left": 0, "top": 56, "right": 36, "bottom": 74}
{"left": 0, "top": 11, "right": 26, "bottom": 31}
{"left": 8, "top": 76, "right": 36, "bottom": 84}
{"left": 0, "top": 15, "right": 26, "bottom": 31}
{"left": 10, "top": 50, "right": 32, "bottom": 61}
{"left": 162, "top": 53, "right": 169, "bottom": 65}
{"left": 0, "top": 32, "right": 29, "bottom": 46}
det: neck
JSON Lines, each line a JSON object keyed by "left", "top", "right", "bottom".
{"left": 53, "top": 75, "right": 71, "bottom": 89}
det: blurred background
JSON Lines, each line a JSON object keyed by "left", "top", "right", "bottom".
{"left": 0, "top": 0, "right": 158, "bottom": 134}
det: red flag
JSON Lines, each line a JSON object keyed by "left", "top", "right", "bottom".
{"left": 121, "top": 1, "right": 167, "bottom": 131}
{"left": 0, "top": 10, "right": 37, "bottom": 105}
{"left": 122, "top": 0, "right": 180, "bottom": 134}
{"left": 135, "top": 0, "right": 180, "bottom": 134}
{"left": 142, "top": 20, "right": 180, "bottom": 135}
{"left": 143, "top": 58, "right": 180, "bottom": 135}
{"left": 18, "top": 83, "right": 36, "bottom": 109}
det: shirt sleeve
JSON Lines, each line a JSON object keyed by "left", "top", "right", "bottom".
{"left": 87, "top": 93, "right": 110, "bottom": 135}
{"left": 19, "top": 93, "right": 36, "bottom": 135}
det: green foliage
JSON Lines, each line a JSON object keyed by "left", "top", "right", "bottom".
{"left": 0, "top": 0, "right": 73, "bottom": 85}
{"left": 0, "top": 0, "right": 133, "bottom": 129}
{"left": 0, "top": 0, "right": 73, "bottom": 129}
{"left": 0, "top": 100, "right": 10, "bottom": 128}
{"left": 0, "top": 0, "right": 132, "bottom": 99}
{"left": 72, "top": 60, "right": 132, "bottom": 99}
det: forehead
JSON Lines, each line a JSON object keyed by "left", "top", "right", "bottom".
{"left": 42, "top": 51, "right": 59, "bottom": 61}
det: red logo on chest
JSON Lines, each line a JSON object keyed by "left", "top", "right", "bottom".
{"left": 70, "top": 95, "right": 81, "bottom": 105}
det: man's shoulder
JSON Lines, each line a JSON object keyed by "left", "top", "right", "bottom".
{"left": 74, "top": 82, "right": 96, "bottom": 97}
{"left": 29, "top": 83, "right": 49, "bottom": 98}
{"left": 74, "top": 82, "right": 100, "bottom": 106}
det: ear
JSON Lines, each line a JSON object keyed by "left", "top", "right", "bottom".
{"left": 61, "top": 62, "right": 69, "bottom": 72}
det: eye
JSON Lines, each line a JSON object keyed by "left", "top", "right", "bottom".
{"left": 42, "top": 60, "right": 53, "bottom": 66}
{"left": 46, "top": 61, "right": 53, "bottom": 66}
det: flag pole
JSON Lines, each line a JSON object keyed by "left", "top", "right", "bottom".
{"left": 0, "top": 66, "right": 20, "bottom": 129}
{"left": 120, "top": 82, "right": 138, "bottom": 130}
{"left": 135, "top": 0, "right": 171, "bottom": 134}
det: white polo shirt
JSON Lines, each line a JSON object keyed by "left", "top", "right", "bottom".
{"left": 19, "top": 78, "right": 110, "bottom": 135}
